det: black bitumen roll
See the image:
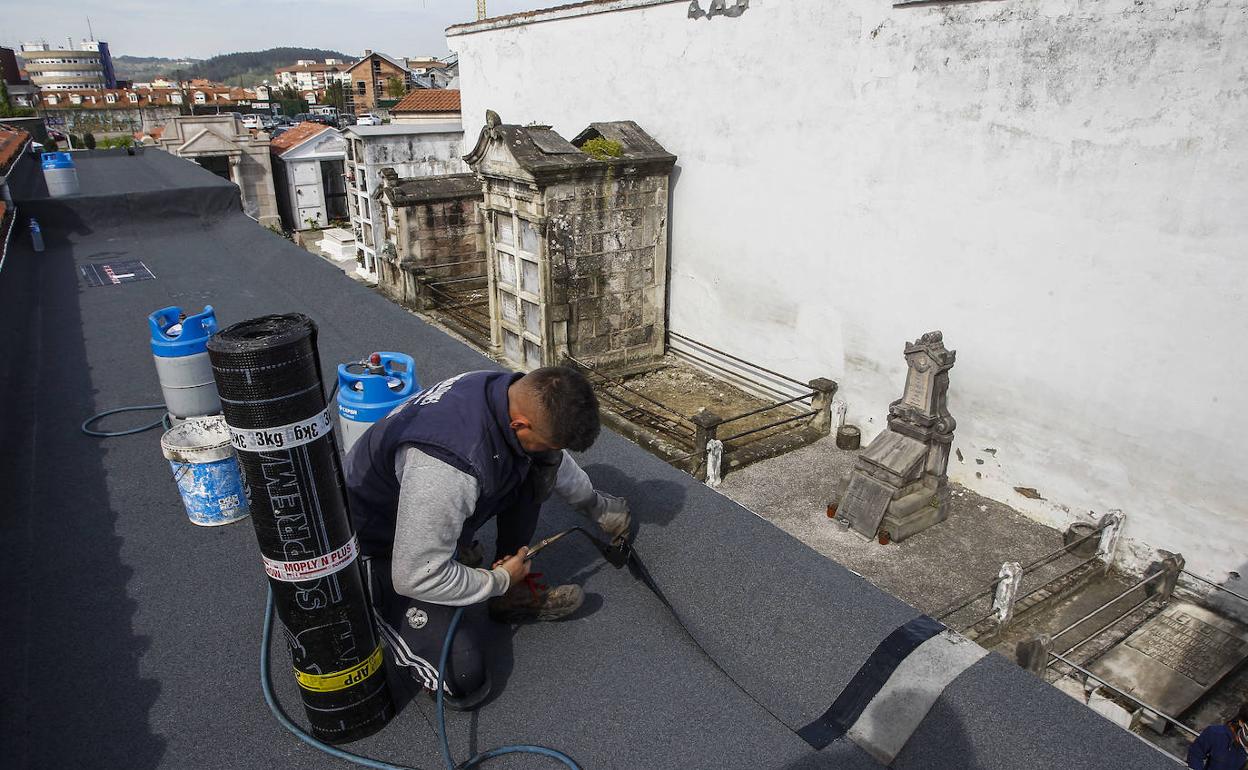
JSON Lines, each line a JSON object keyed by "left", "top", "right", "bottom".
{"left": 207, "top": 313, "right": 393, "bottom": 743}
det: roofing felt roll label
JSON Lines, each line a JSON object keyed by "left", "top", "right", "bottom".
{"left": 262, "top": 534, "right": 359, "bottom": 582}
{"left": 227, "top": 407, "right": 334, "bottom": 452}
{"left": 295, "top": 645, "right": 384, "bottom": 693}
{"left": 207, "top": 313, "right": 394, "bottom": 744}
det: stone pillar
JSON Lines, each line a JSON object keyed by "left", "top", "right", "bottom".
{"left": 227, "top": 154, "right": 243, "bottom": 190}
{"left": 413, "top": 273, "right": 436, "bottom": 311}
{"left": 1145, "top": 553, "right": 1185, "bottom": 603}
{"left": 1016, "top": 635, "right": 1053, "bottom": 675}
{"left": 691, "top": 409, "right": 723, "bottom": 482}
{"left": 808, "top": 377, "right": 839, "bottom": 435}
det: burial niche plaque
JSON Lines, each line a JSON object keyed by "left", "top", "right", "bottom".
{"left": 1091, "top": 602, "right": 1248, "bottom": 729}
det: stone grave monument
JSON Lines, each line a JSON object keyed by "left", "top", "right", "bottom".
{"left": 463, "top": 111, "right": 676, "bottom": 372}
{"left": 836, "top": 331, "right": 957, "bottom": 542}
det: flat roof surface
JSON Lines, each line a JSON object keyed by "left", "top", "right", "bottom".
{"left": 0, "top": 151, "right": 1176, "bottom": 770}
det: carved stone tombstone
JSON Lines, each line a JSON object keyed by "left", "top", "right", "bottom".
{"left": 836, "top": 331, "right": 957, "bottom": 542}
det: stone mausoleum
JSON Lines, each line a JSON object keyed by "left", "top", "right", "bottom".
{"left": 155, "top": 114, "right": 279, "bottom": 227}
{"left": 464, "top": 112, "right": 676, "bottom": 372}
{"left": 373, "top": 169, "right": 485, "bottom": 317}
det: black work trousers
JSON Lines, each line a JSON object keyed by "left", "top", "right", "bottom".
{"left": 365, "top": 494, "right": 543, "bottom": 700}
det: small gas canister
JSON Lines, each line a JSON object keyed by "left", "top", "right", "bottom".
{"left": 336, "top": 352, "right": 419, "bottom": 453}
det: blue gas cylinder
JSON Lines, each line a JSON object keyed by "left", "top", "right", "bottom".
{"left": 336, "top": 352, "right": 419, "bottom": 453}
{"left": 42, "top": 151, "right": 80, "bottom": 197}
{"left": 149, "top": 305, "right": 221, "bottom": 420}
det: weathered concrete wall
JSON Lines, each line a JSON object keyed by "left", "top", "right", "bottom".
{"left": 362, "top": 134, "right": 465, "bottom": 179}
{"left": 349, "top": 130, "right": 470, "bottom": 266}
{"left": 377, "top": 196, "right": 485, "bottom": 309}
{"left": 450, "top": 0, "right": 1248, "bottom": 582}
{"left": 403, "top": 198, "right": 483, "bottom": 271}
{"left": 546, "top": 174, "right": 669, "bottom": 370}
{"left": 39, "top": 106, "right": 180, "bottom": 136}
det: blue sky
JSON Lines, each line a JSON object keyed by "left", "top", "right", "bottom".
{"left": 0, "top": 0, "right": 556, "bottom": 59}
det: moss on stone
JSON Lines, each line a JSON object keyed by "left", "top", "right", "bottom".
{"left": 581, "top": 137, "right": 624, "bottom": 160}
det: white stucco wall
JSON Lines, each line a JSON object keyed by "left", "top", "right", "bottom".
{"left": 344, "top": 126, "right": 470, "bottom": 269}
{"left": 359, "top": 131, "right": 466, "bottom": 181}
{"left": 449, "top": 0, "right": 1248, "bottom": 585}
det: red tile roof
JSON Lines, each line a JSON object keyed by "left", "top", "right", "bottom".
{"left": 0, "top": 124, "right": 31, "bottom": 177}
{"left": 269, "top": 121, "right": 332, "bottom": 156}
{"left": 133, "top": 126, "right": 165, "bottom": 141}
{"left": 391, "top": 89, "right": 461, "bottom": 114}
{"left": 42, "top": 85, "right": 256, "bottom": 109}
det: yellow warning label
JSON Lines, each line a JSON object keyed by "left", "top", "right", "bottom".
{"left": 294, "top": 646, "right": 384, "bottom": 693}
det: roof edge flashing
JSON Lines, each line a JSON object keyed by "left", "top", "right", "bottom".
{"left": 447, "top": 0, "right": 685, "bottom": 37}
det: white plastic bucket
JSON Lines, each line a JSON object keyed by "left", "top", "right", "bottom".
{"left": 160, "top": 416, "right": 249, "bottom": 526}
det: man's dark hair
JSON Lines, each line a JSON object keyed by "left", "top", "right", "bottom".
{"left": 524, "top": 366, "right": 600, "bottom": 451}
{"left": 1234, "top": 702, "right": 1248, "bottom": 725}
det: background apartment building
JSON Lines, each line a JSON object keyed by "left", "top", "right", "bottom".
{"left": 19, "top": 39, "right": 116, "bottom": 91}
{"left": 344, "top": 51, "right": 411, "bottom": 115}
{"left": 274, "top": 59, "right": 351, "bottom": 92}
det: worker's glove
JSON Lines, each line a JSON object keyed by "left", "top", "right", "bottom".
{"left": 590, "top": 492, "right": 631, "bottom": 542}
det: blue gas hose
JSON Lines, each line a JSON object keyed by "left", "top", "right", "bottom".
{"left": 260, "top": 587, "right": 581, "bottom": 770}
{"left": 81, "top": 404, "right": 170, "bottom": 437}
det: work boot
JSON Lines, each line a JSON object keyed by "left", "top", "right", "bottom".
{"left": 487, "top": 573, "right": 584, "bottom": 622}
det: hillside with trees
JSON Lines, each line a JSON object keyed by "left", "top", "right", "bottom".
{"left": 112, "top": 47, "right": 352, "bottom": 87}
{"left": 108, "top": 55, "right": 198, "bottom": 82}
{"left": 187, "top": 48, "right": 351, "bottom": 86}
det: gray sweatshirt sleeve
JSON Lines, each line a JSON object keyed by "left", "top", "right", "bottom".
{"left": 391, "top": 446, "right": 511, "bottom": 605}
{"left": 553, "top": 450, "right": 600, "bottom": 513}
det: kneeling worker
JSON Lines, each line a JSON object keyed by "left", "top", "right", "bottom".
{"left": 1187, "top": 702, "right": 1247, "bottom": 770}
{"left": 345, "top": 367, "right": 630, "bottom": 708}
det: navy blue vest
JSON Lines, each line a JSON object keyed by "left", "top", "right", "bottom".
{"left": 346, "top": 370, "right": 541, "bottom": 557}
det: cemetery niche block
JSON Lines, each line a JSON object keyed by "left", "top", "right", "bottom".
{"left": 464, "top": 111, "right": 676, "bottom": 372}
{"left": 837, "top": 331, "right": 957, "bottom": 542}
{"left": 373, "top": 168, "right": 486, "bottom": 312}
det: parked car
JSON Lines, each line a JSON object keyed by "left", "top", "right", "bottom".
{"left": 291, "top": 113, "right": 329, "bottom": 127}
{"left": 240, "top": 114, "right": 263, "bottom": 130}
{"left": 338, "top": 114, "right": 357, "bottom": 127}
{"left": 355, "top": 114, "right": 380, "bottom": 126}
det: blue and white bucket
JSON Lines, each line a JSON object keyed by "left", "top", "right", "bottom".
{"left": 160, "top": 416, "right": 249, "bottom": 526}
